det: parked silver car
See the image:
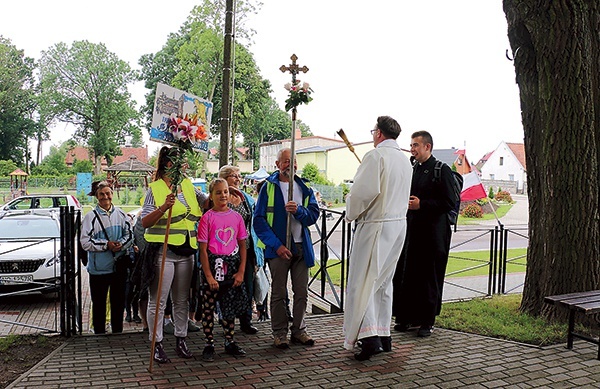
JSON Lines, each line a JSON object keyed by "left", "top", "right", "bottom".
{"left": 0, "top": 211, "right": 61, "bottom": 293}
{"left": 0, "top": 194, "right": 81, "bottom": 217}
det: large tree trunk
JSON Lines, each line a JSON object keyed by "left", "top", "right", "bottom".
{"left": 504, "top": 0, "right": 600, "bottom": 320}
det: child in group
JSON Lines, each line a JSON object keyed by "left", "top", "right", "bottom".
{"left": 197, "top": 178, "right": 249, "bottom": 361}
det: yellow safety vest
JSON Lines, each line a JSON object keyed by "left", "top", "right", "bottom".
{"left": 257, "top": 181, "right": 309, "bottom": 249}
{"left": 144, "top": 179, "right": 201, "bottom": 247}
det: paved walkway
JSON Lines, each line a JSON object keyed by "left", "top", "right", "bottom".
{"left": 13, "top": 195, "right": 599, "bottom": 388}
{"left": 8, "top": 313, "right": 600, "bottom": 389}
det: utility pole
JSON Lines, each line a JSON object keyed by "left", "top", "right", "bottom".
{"left": 219, "top": 0, "right": 234, "bottom": 168}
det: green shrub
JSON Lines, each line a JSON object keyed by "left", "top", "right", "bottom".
{"left": 461, "top": 203, "right": 483, "bottom": 218}
{"left": 341, "top": 183, "right": 350, "bottom": 198}
{"left": 134, "top": 186, "right": 145, "bottom": 206}
{"left": 494, "top": 190, "right": 513, "bottom": 203}
{"left": 488, "top": 187, "right": 495, "bottom": 199}
{"left": 77, "top": 189, "right": 91, "bottom": 205}
{"left": 476, "top": 197, "right": 489, "bottom": 206}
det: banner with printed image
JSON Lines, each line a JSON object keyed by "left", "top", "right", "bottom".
{"left": 150, "top": 83, "right": 212, "bottom": 152}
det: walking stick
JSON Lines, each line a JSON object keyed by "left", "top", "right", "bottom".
{"left": 148, "top": 207, "right": 173, "bottom": 373}
{"left": 337, "top": 129, "right": 361, "bottom": 163}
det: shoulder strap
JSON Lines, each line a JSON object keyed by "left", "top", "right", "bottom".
{"left": 93, "top": 210, "right": 110, "bottom": 240}
{"left": 433, "top": 160, "right": 443, "bottom": 181}
{"left": 93, "top": 209, "right": 115, "bottom": 257}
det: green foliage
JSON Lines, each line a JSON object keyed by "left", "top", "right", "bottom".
{"left": 459, "top": 203, "right": 513, "bottom": 224}
{"left": 77, "top": 189, "right": 91, "bottom": 205}
{"left": 488, "top": 186, "right": 495, "bottom": 199}
{"left": 71, "top": 159, "right": 93, "bottom": 174}
{"left": 31, "top": 145, "right": 69, "bottom": 176}
{"left": 476, "top": 197, "right": 489, "bottom": 206}
{"left": 283, "top": 80, "right": 313, "bottom": 111}
{"left": 494, "top": 190, "right": 514, "bottom": 203}
{"left": 461, "top": 203, "right": 483, "bottom": 218}
{"left": 437, "top": 294, "right": 567, "bottom": 346}
{"left": 341, "top": 183, "right": 350, "bottom": 198}
{"left": 38, "top": 40, "right": 141, "bottom": 174}
{"left": 0, "top": 37, "right": 37, "bottom": 165}
{"left": 0, "top": 160, "right": 18, "bottom": 176}
{"left": 137, "top": 1, "right": 302, "bottom": 171}
{"left": 301, "top": 162, "right": 333, "bottom": 185}
{"left": 134, "top": 186, "right": 145, "bottom": 206}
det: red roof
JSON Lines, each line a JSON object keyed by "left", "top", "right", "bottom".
{"left": 65, "top": 146, "right": 149, "bottom": 166}
{"left": 506, "top": 143, "right": 526, "bottom": 170}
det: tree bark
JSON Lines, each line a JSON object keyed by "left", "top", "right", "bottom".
{"left": 504, "top": 0, "right": 600, "bottom": 320}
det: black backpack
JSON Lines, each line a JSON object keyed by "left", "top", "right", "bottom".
{"left": 433, "top": 160, "right": 463, "bottom": 226}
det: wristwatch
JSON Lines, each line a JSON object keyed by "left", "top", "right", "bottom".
{"left": 103, "top": 243, "right": 109, "bottom": 251}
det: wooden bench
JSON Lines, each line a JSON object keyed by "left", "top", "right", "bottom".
{"left": 544, "top": 290, "right": 600, "bottom": 360}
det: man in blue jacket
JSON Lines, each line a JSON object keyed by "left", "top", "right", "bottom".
{"left": 254, "top": 147, "right": 320, "bottom": 349}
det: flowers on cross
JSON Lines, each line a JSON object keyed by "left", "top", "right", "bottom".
{"left": 284, "top": 80, "right": 313, "bottom": 112}
{"left": 166, "top": 113, "right": 208, "bottom": 145}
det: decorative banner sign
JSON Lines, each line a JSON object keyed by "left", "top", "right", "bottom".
{"left": 150, "top": 83, "right": 213, "bottom": 152}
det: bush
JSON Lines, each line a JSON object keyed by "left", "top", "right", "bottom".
{"left": 461, "top": 203, "right": 483, "bottom": 218}
{"left": 77, "top": 189, "right": 91, "bottom": 205}
{"left": 488, "top": 187, "right": 495, "bottom": 199}
{"left": 341, "top": 183, "right": 350, "bottom": 198}
{"left": 476, "top": 197, "right": 489, "bottom": 206}
{"left": 494, "top": 190, "right": 513, "bottom": 203}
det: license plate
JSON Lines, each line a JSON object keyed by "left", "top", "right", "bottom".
{"left": 0, "top": 275, "right": 34, "bottom": 285}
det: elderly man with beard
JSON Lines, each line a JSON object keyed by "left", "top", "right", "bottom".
{"left": 253, "top": 148, "right": 320, "bottom": 350}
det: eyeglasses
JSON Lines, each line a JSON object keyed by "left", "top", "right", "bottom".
{"left": 370, "top": 128, "right": 379, "bottom": 135}
{"left": 227, "top": 174, "right": 242, "bottom": 179}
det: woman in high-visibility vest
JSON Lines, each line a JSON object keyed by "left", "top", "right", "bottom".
{"left": 141, "top": 146, "right": 207, "bottom": 364}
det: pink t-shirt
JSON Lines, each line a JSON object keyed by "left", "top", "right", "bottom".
{"left": 197, "top": 209, "right": 248, "bottom": 256}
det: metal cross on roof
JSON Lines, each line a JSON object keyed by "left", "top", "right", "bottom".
{"left": 279, "top": 54, "right": 309, "bottom": 83}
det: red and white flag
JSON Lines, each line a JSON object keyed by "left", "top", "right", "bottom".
{"left": 460, "top": 171, "right": 487, "bottom": 201}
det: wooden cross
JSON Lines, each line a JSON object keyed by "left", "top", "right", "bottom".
{"left": 280, "top": 54, "right": 309, "bottom": 84}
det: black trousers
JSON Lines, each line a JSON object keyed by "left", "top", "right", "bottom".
{"left": 89, "top": 260, "right": 128, "bottom": 334}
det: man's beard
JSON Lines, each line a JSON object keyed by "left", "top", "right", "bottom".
{"left": 281, "top": 168, "right": 290, "bottom": 178}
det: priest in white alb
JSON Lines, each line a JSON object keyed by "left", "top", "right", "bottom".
{"left": 343, "top": 116, "right": 412, "bottom": 361}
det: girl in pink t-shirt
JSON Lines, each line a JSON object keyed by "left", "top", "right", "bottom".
{"left": 197, "top": 178, "right": 249, "bottom": 360}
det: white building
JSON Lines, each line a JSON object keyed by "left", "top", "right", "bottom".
{"left": 480, "top": 141, "right": 527, "bottom": 192}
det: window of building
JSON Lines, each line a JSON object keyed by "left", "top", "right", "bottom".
{"left": 508, "top": 174, "right": 514, "bottom": 181}
{"left": 489, "top": 174, "right": 495, "bottom": 180}
{"left": 499, "top": 157, "right": 504, "bottom": 166}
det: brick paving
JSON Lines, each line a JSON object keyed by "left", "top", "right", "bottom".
{"left": 7, "top": 313, "right": 600, "bottom": 388}
{"left": 7, "top": 198, "right": 600, "bottom": 387}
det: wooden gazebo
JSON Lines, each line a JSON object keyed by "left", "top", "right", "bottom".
{"left": 9, "top": 168, "right": 28, "bottom": 199}
{"left": 104, "top": 155, "right": 156, "bottom": 197}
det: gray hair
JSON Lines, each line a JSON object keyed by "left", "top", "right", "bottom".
{"left": 277, "top": 147, "right": 292, "bottom": 161}
{"left": 218, "top": 165, "right": 240, "bottom": 179}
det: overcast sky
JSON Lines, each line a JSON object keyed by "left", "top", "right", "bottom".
{"left": 1, "top": 0, "right": 523, "bottom": 163}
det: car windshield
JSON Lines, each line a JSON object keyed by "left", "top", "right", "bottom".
{"left": 0, "top": 218, "right": 60, "bottom": 239}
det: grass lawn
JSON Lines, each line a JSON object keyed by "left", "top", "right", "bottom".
{"left": 436, "top": 294, "right": 567, "bottom": 346}
{"left": 310, "top": 248, "right": 527, "bottom": 285}
{"left": 447, "top": 248, "right": 527, "bottom": 277}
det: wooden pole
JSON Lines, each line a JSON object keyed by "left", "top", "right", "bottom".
{"left": 219, "top": 0, "right": 234, "bottom": 168}
{"left": 148, "top": 207, "right": 173, "bottom": 373}
{"left": 337, "top": 129, "right": 362, "bottom": 163}
{"left": 286, "top": 108, "right": 297, "bottom": 249}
